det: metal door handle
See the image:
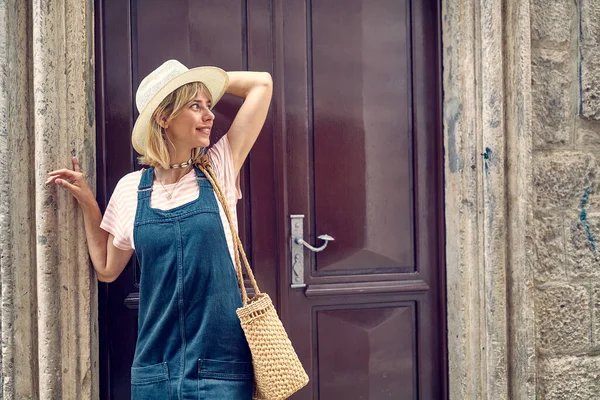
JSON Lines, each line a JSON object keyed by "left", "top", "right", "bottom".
{"left": 290, "top": 215, "right": 334, "bottom": 289}
{"left": 294, "top": 235, "right": 334, "bottom": 252}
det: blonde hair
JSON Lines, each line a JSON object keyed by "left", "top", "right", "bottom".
{"left": 138, "top": 81, "right": 212, "bottom": 169}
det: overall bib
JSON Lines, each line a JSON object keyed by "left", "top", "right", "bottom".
{"left": 130, "top": 166, "right": 253, "bottom": 400}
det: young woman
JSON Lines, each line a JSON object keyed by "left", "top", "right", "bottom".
{"left": 46, "top": 60, "right": 273, "bottom": 399}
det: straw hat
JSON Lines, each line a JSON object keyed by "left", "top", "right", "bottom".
{"left": 131, "top": 59, "right": 229, "bottom": 156}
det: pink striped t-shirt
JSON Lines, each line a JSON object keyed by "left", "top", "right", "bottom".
{"left": 100, "top": 135, "right": 241, "bottom": 263}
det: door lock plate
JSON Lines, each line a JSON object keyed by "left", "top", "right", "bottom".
{"left": 290, "top": 214, "right": 306, "bottom": 288}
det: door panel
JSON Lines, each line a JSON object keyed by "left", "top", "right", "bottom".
{"left": 96, "top": 1, "right": 269, "bottom": 398}
{"left": 316, "top": 304, "right": 416, "bottom": 399}
{"left": 311, "top": 0, "right": 414, "bottom": 273}
{"left": 96, "top": 0, "right": 444, "bottom": 398}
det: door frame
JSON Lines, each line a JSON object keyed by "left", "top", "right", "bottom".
{"left": 442, "top": 1, "right": 535, "bottom": 398}
{"left": 94, "top": 0, "right": 449, "bottom": 398}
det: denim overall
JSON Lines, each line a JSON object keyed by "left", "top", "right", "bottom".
{"left": 130, "top": 166, "right": 253, "bottom": 399}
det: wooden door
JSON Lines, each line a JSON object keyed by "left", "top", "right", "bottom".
{"left": 95, "top": 0, "right": 444, "bottom": 399}
{"left": 277, "top": 1, "right": 444, "bottom": 399}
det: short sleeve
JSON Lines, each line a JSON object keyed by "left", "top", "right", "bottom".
{"left": 207, "top": 134, "right": 242, "bottom": 200}
{"left": 100, "top": 178, "right": 135, "bottom": 251}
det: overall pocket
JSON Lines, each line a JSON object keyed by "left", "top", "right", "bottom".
{"left": 197, "top": 359, "right": 253, "bottom": 399}
{"left": 131, "top": 362, "right": 171, "bottom": 400}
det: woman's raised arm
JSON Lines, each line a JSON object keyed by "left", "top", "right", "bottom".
{"left": 224, "top": 71, "right": 273, "bottom": 176}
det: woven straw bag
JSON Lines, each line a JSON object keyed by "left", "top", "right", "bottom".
{"left": 198, "top": 156, "right": 309, "bottom": 400}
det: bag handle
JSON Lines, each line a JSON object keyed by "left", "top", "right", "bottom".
{"left": 196, "top": 155, "right": 260, "bottom": 305}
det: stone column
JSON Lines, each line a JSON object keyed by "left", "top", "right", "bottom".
{"left": 0, "top": 0, "right": 98, "bottom": 399}
{"left": 443, "top": 0, "right": 535, "bottom": 398}
{"left": 0, "top": 2, "right": 37, "bottom": 399}
{"left": 443, "top": 0, "right": 483, "bottom": 397}
{"left": 505, "top": 0, "right": 536, "bottom": 398}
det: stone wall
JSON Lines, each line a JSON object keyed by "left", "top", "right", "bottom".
{"left": 532, "top": 0, "right": 600, "bottom": 398}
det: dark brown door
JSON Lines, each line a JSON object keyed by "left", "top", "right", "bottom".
{"left": 95, "top": 1, "right": 445, "bottom": 399}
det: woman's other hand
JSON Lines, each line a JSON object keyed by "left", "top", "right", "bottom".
{"left": 45, "top": 156, "right": 95, "bottom": 206}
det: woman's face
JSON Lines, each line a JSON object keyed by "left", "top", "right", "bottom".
{"left": 163, "top": 89, "right": 214, "bottom": 151}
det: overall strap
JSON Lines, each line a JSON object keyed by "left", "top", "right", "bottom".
{"left": 137, "top": 167, "right": 155, "bottom": 200}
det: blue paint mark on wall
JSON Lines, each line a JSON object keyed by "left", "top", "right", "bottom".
{"left": 482, "top": 147, "right": 492, "bottom": 160}
{"left": 481, "top": 147, "right": 492, "bottom": 172}
{"left": 580, "top": 187, "right": 596, "bottom": 254}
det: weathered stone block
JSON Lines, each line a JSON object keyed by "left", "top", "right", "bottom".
{"left": 536, "top": 285, "right": 590, "bottom": 354}
{"left": 532, "top": 50, "right": 573, "bottom": 146}
{"left": 580, "top": 45, "right": 600, "bottom": 120}
{"left": 531, "top": 0, "right": 573, "bottom": 44}
{"left": 580, "top": 0, "right": 600, "bottom": 119}
{"left": 531, "top": 216, "right": 565, "bottom": 283}
{"left": 581, "top": 0, "right": 600, "bottom": 46}
{"left": 565, "top": 216, "right": 600, "bottom": 280}
{"left": 534, "top": 152, "right": 596, "bottom": 209}
{"left": 538, "top": 356, "right": 600, "bottom": 399}
{"left": 576, "top": 127, "right": 600, "bottom": 145}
